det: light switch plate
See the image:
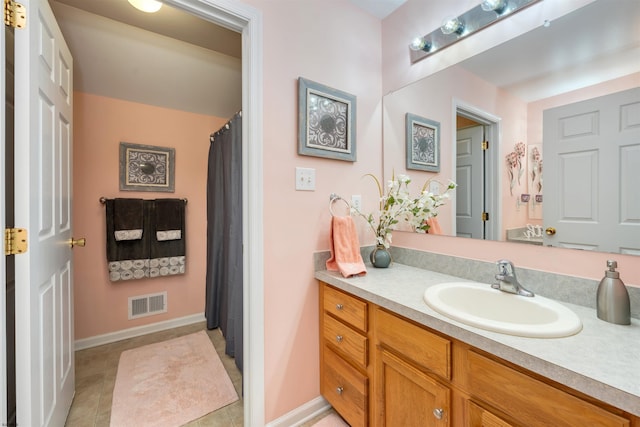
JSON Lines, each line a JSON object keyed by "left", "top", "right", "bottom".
{"left": 295, "top": 167, "right": 316, "bottom": 191}
{"left": 429, "top": 181, "right": 440, "bottom": 194}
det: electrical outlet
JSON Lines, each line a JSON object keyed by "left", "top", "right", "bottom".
{"left": 429, "top": 181, "right": 440, "bottom": 194}
{"left": 295, "top": 167, "right": 316, "bottom": 191}
{"left": 351, "top": 195, "right": 362, "bottom": 212}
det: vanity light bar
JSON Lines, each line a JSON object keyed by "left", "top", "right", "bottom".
{"left": 409, "top": 0, "right": 542, "bottom": 64}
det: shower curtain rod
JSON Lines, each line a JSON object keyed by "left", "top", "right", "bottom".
{"left": 99, "top": 197, "right": 187, "bottom": 205}
{"left": 210, "top": 110, "right": 242, "bottom": 141}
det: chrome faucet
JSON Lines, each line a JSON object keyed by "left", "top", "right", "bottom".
{"left": 492, "top": 259, "right": 534, "bottom": 297}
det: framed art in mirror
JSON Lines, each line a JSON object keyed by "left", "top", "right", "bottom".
{"left": 406, "top": 113, "right": 440, "bottom": 172}
{"left": 119, "top": 142, "right": 175, "bottom": 192}
{"left": 298, "top": 77, "right": 357, "bottom": 162}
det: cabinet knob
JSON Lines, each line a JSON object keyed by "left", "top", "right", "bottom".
{"left": 336, "top": 386, "right": 344, "bottom": 395}
{"left": 433, "top": 408, "right": 444, "bottom": 420}
{"left": 545, "top": 227, "right": 556, "bottom": 235}
{"left": 336, "top": 335, "right": 343, "bottom": 343}
{"left": 336, "top": 303, "right": 344, "bottom": 310}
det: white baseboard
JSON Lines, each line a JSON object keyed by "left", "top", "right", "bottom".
{"left": 265, "top": 396, "right": 330, "bottom": 427}
{"left": 74, "top": 313, "right": 206, "bottom": 351}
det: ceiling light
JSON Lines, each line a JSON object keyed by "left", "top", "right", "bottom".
{"left": 410, "top": 0, "right": 541, "bottom": 64}
{"left": 128, "top": 0, "right": 163, "bottom": 13}
{"left": 481, "top": 0, "right": 508, "bottom": 14}
{"left": 441, "top": 17, "right": 465, "bottom": 35}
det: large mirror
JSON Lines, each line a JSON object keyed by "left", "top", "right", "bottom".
{"left": 383, "top": 0, "right": 640, "bottom": 255}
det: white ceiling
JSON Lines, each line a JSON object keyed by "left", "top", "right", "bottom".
{"left": 347, "top": 0, "right": 407, "bottom": 19}
{"left": 50, "top": 0, "right": 242, "bottom": 118}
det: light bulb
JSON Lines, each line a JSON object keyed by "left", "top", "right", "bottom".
{"left": 440, "top": 17, "right": 464, "bottom": 35}
{"left": 481, "top": 0, "right": 507, "bottom": 14}
{"left": 409, "top": 37, "right": 430, "bottom": 52}
{"left": 128, "top": 0, "right": 163, "bottom": 13}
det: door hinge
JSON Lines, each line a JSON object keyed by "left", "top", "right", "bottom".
{"left": 5, "top": 228, "right": 28, "bottom": 255}
{"left": 482, "top": 140, "right": 489, "bottom": 150}
{"left": 481, "top": 212, "right": 489, "bottom": 222}
{"left": 4, "top": 0, "right": 26, "bottom": 29}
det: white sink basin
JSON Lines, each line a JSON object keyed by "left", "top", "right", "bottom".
{"left": 423, "top": 282, "right": 582, "bottom": 338}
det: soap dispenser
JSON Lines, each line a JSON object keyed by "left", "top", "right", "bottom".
{"left": 596, "top": 260, "right": 630, "bottom": 325}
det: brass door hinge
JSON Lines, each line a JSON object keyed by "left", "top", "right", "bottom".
{"left": 4, "top": 0, "right": 26, "bottom": 29}
{"left": 481, "top": 212, "right": 489, "bottom": 222}
{"left": 482, "top": 140, "right": 489, "bottom": 150}
{"left": 5, "top": 228, "right": 27, "bottom": 255}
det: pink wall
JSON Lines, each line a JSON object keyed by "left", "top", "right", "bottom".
{"left": 73, "top": 92, "right": 227, "bottom": 339}
{"left": 242, "top": 0, "right": 383, "bottom": 421}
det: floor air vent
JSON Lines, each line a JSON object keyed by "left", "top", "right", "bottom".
{"left": 128, "top": 292, "right": 167, "bottom": 320}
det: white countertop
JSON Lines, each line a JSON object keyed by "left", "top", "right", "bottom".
{"left": 315, "top": 263, "right": 640, "bottom": 416}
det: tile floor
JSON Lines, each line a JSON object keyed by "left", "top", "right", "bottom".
{"left": 64, "top": 321, "right": 243, "bottom": 427}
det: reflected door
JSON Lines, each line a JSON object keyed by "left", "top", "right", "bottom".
{"left": 456, "top": 125, "right": 485, "bottom": 239}
{"left": 543, "top": 87, "right": 640, "bottom": 254}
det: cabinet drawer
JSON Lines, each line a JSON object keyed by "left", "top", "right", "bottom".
{"left": 323, "top": 284, "right": 367, "bottom": 332}
{"left": 466, "top": 351, "right": 630, "bottom": 427}
{"left": 323, "top": 313, "right": 368, "bottom": 368}
{"left": 322, "top": 346, "right": 368, "bottom": 427}
{"left": 375, "top": 308, "right": 451, "bottom": 380}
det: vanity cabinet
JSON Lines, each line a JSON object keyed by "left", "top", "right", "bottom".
{"left": 320, "top": 283, "right": 369, "bottom": 427}
{"left": 319, "top": 282, "right": 639, "bottom": 427}
{"left": 375, "top": 307, "right": 451, "bottom": 426}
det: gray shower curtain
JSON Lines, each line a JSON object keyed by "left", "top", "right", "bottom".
{"left": 205, "top": 111, "right": 243, "bottom": 373}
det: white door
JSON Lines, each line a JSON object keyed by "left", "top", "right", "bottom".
{"left": 14, "top": 1, "right": 75, "bottom": 426}
{"left": 543, "top": 87, "right": 640, "bottom": 254}
{"left": 456, "top": 125, "right": 485, "bottom": 238}
{"left": 1, "top": 19, "right": 7, "bottom": 427}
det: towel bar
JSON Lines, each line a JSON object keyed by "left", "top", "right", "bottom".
{"left": 329, "top": 194, "right": 351, "bottom": 217}
{"left": 99, "top": 197, "right": 188, "bottom": 205}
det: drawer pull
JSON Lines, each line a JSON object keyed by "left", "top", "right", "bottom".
{"left": 336, "top": 303, "right": 344, "bottom": 310}
{"left": 433, "top": 408, "right": 444, "bottom": 420}
{"left": 336, "top": 335, "right": 343, "bottom": 343}
{"left": 336, "top": 386, "right": 344, "bottom": 395}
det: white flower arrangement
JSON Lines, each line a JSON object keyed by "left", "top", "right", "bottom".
{"left": 352, "top": 173, "right": 456, "bottom": 248}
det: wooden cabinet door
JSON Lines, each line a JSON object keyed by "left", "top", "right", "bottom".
{"left": 377, "top": 348, "right": 450, "bottom": 426}
{"left": 468, "top": 400, "right": 518, "bottom": 427}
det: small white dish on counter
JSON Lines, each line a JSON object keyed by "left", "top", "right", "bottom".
{"left": 423, "top": 282, "right": 583, "bottom": 338}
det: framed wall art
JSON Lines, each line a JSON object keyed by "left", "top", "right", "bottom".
{"left": 119, "top": 142, "right": 175, "bottom": 192}
{"left": 298, "top": 77, "right": 357, "bottom": 162}
{"left": 406, "top": 113, "right": 440, "bottom": 172}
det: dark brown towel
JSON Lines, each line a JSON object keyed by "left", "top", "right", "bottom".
{"left": 113, "top": 198, "right": 144, "bottom": 240}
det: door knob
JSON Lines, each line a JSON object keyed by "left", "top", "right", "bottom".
{"left": 545, "top": 227, "right": 556, "bottom": 236}
{"left": 69, "top": 237, "right": 86, "bottom": 248}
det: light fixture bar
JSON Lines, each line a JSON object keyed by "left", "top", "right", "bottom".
{"left": 409, "top": 0, "right": 542, "bottom": 63}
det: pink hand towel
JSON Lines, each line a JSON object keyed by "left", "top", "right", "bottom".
{"left": 427, "top": 217, "right": 443, "bottom": 234}
{"left": 326, "top": 216, "right": 367, "bottom": 278}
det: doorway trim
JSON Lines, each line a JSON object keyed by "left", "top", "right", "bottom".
{"left": 452, "top": 99, "right": 502, "bottom": 241}
{"left": 163, "top": 0, "right": 264, "bottom": 425}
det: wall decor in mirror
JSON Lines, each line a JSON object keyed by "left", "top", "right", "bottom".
{"left": 383, "top": 0, "right": 640, "bottom": 255}
{"left": 406, "top": 113, "right": 440, "bottom": 172}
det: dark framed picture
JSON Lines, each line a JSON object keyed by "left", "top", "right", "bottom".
{"left": 298, "top": 77, "right": 357, "bottom": 162}
{"left": 406, "top": 113, "right": 440, "bottom": 172}
{"left": 119, "top": 142, "right": 175, "bottom": 192}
